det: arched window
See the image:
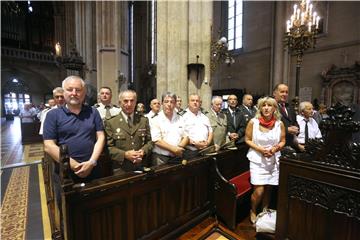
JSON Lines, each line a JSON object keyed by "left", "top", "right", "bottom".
{"left": 227, "top": 0, "right": 243, "bottom": 51}
{"left": 2, "top": 78, "right": 31, "bottom": 116}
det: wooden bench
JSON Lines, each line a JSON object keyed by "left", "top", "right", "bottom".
{"left": 213, "top": 144, "right": 252, "bottom": 230}
{"left": 21, "top": 120, "right": 42, "bottom": 144}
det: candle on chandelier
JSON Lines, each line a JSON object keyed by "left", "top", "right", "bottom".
{"left": 293, "top": 4, "right": 297, "bottom": 16}
{"left": 312, "top": 12, "right": 317, "bottom": 25}
{"left": 297, "top": 8, "right": 300, "bottom": 20}
{"left": 301, "top": 12, "right": 305, "bottom": 25}
{"left": 306, "top": 0, "right": 310, "bottom": 12}
{"left": 308, "top": 22, "right": 312, "bottom": 32}
{"left": 55, "top": 42, "right": 61, "bottom": 56}
{"left": 316, "top": 16, "right": 320, "bottom": 29}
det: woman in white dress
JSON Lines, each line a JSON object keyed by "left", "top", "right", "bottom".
{"left": 245, "top": 97, "right": 286, "bottom": 223}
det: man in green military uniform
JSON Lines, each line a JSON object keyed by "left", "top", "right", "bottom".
{"left": 104, "top": 90, "right": 153, "bottom": 172}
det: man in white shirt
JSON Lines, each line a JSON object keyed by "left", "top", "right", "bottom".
{"left": 183, "top": 93, "right": 213, "bottom": 159}
{"left": 145, "top": 98, "right": 161, "bottom": 119}
{"left": 150, "top": 92, "right": 189, "bottom": 166}
{"left": 297, "top": 101, "right": 322, "bottom": 151}
{"left": 39, "top": 87, "right": 65, "bottom": 135}
{"left": 94, "top": 87, "right": 121, "bottom": 121}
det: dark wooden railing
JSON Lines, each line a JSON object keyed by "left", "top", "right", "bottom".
{"left": 43, "top": 146, "right": 251, "bottom": 239}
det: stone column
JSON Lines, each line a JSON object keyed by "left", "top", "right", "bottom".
{"left": 74, "top": 2, "right": 97, "bottom": 86}
{"left": 157, "top": 1, "right": 212, "bottom": 109}
{"left": 271, "top": 1, "right": 288, "bottom": 92}
{"left": 95, "top": 1, "right": 125, "bottom": 104}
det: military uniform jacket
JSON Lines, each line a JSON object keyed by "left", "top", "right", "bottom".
{"left": 238, "top": 105, "right": 256, "bottom": 123}
{"left": 205, "top": 109, "right": 227, "bottom": 146}
{"left": 104, "top": 111, "right": 153, "bottom": 171}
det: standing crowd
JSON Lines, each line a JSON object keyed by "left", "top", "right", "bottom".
{"left": 42, "top": 75, "right": 324, "bottom": 223}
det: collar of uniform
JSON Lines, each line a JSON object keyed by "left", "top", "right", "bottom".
{"left": 185, "top": 107, "right": 202, "bottom": 117}
{"left": 121, "top": 111, "right": 134, "bottom": 121}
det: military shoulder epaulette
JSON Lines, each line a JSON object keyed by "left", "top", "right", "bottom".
{"left": 177, "top": 110, "right": 187, "bottom": 116}
{"left": 151, "top": 113, "right": 159, "bottom": 118}
{"left": 113, "top": 104, "right": 120, "bottom": 108}
{"left": 94, "top": 103, "right": 100, "bottom": 108}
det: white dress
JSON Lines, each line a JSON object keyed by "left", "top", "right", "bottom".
{"left": 247, "top": 118, "right": 282, "bottom": 185}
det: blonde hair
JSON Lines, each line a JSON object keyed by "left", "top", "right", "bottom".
{"left": 255, "top": 96, "right": 281, "bottom": 120}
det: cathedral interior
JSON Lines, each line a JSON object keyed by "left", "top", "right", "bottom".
{"left": 1, "top": 1, "right": 359, "bottom": 240}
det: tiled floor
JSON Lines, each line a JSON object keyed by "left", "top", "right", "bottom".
{"left": 1, "top": 117, "right": 43, "bottom": 169}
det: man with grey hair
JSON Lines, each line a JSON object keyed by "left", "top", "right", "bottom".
{"left": 145, "top": 98, "right": 161, "bottom": 119}
{"left": 105, "top": 90, "right": 153, "bottom": 172}
{"left": 183, "top": 93, "right": 213, "bottom": 159}
{"left": 296, "top": 101, "right": 322, "bottom": 151}
{"left": 44, "top": 75, "right": 105, "bottom": 181}
{"left": 39, "top": 87, "right": 65, "bottom": 134}
{"left": 205, "top": 96, "right": 227, "bottom": 150}
{"left": 150, "top": 92, "right": 189, "bottom": 165}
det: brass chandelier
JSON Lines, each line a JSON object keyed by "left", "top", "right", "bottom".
{"left": 284, "top": 0, "right": 321, "bottom": 109}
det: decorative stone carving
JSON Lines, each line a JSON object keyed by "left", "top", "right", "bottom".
{"left": 288, "top": 175, "right": 360, "bottom": 219}
{"left": 321, "top": 62, "right": 360, "bottom": 107}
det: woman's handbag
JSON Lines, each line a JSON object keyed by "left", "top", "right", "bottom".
{"left": 255, "top": 208, "right": 276, "bottom": 233}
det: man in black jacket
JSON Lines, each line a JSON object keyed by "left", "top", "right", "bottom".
{"left": 223, "top": 94, "right": 246, "bottom": 145}
{"left": 273, "top": 84, "right": 299, "bottom": 150}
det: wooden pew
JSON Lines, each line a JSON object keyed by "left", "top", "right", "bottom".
{"left": 43, "top": 147, "right": 251, "bottom": 239}
{"left": 212, "top": 144, "right": 251, "bottom": 230}
{"left": 276, "top": 104, "right": 360, "bottom": 240}
{"left": 42, "top": 147, "right": 113, "bottom": 239}
{"left": 21, "top": 120, "right": 42, "bottom": 144}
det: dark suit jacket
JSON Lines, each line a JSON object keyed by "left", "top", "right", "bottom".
{"left": 238, "top": 105, "right": 256, "bottom": 124}
{"left": 279, "top": 103, "right": 298, "bottom": 149}
{"left": 104, "top": 112, "right": 153, "bottom": 172}
{"left": 223, "top": 107, "right": 246, "bottom": 144}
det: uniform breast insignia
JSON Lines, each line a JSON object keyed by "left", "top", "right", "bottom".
{"left": 151, "top": 113, "right": 159, "bottom": 119}
{"left": 116, "top": 128, "right": 121, "bottom": 133}
{"left": 94, "top": 103, "right": 100, "bottom": 108}
{"left": 177, "top": 110, "right": 187, "bottom": 116}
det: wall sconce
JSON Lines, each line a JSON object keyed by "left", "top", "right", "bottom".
{"left": 210, "top": 37, "right": 235, "bottom": 72}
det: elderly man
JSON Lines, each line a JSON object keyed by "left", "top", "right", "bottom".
{"left": 223, "top": 94, "right": 247, "bottom": 145}
{"left": 39, "top": 87, "right": 65, "bottom": 135}
{"left": 273, "top": 83, "right": 299, "bottom": 150}
{"left": 19, "top": 103, "right": 37, "bottom": 123}
{"left": 94, "top": 86, "right": 121, "bottom": 121}
{"left": 151, "top": 92, "right": 189, "bottom": 165}
{"left": 183, "top": 93, "right": 213, "bottom": 159}
{"left": 297, "top": 101, "right": 322, "bottom": 151}
{"left": 105, "top": 90, "right": 153, "bottom": 172}
{"left": 43, "top": 76, "right": 105, "bottom": 182}
{"left": 145, "top": 98, "right": 161, "bottom": 119}
{"left": 239, "top": 94, "right": 256, "bottom": 124}
{"left": 205, "top": 96, "right": 227, "bottom": 150}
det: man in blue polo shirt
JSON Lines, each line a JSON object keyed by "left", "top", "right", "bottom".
{"left": 43, "top": 75, "right": 105, "bottom": 182}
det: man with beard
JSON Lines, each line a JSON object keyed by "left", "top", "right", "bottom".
{"left": 43, "top": 76, "right": 105, "bottom": 182}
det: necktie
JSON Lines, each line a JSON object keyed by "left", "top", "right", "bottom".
{"left": 105, "top": 106, "right": 111, "bottom": 119}
{"left": 281, "top": 103, "right": 287, "bottom": 117}
{"left": 304, "top": 119, "right": 309, "bottom": 143}
{"left": 128, "top": 115, "right": 133, "bottom": 128}
{"left": 232, "top": 111, "right": 236, "bottom": 127}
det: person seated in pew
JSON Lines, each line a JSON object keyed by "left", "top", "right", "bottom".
{"left": 43, "top": 76, "right": 105, "bottom": 182}
{"left": 296, "top": 101, "right": 322, "bottom": 152}
{"left": 182, "top": 93, "right": 213, "bottom": 159}
{"left": 151, "top": 92, "right": 189, "bottom": 166}
{"left": 245, "top": 96, "right": 286, "bottom": 224}
{"left": 205, "top": 96, "right": 228, "bottom": 151}
{"left": 104, "top": 90, "right": 153, "bottom": 172}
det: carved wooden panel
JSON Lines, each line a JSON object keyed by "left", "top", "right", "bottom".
{"left": 321, "top": 62, "right": 360, "bottom": 106}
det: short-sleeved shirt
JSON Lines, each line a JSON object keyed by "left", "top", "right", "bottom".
{"left": 183, "top": 108, "right": 213, "bottom": 150}
{"left": 43, "top": 105, "right": 104, "bottom": 162}
{"left": 151, "top": 110, "right": 187, "bottom": 156}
